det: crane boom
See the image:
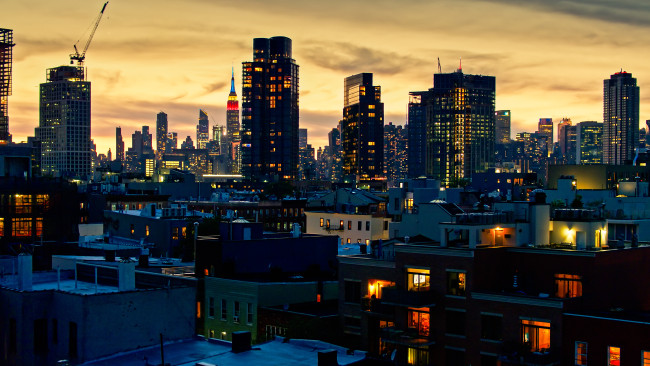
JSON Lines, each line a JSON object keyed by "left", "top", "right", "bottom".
{"left": 70, "top": 2, "right": 109, "bottom": 66}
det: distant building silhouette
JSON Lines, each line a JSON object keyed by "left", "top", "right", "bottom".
{"left": 407, "top": 90, "right": 431, "bottom": 178}
{"left": 604, "top": 71, "right": 639, "bottom": 165}
{"left": 576, "top": 121, "right": 603, "bottom": 165}
{"left": 156, "top": 111, "right": 168, "bottom": 159}
{"left": 241, "top": 36, "right": 299, "bottom": 182}
{"left": 495, "top": 110, "right": 511, "bottom": 145}
{"left": 197, "top": 109, "right": 209, "bottom": 150}
{"left": 115, "top": 126, "right": 124, "bottom": 161}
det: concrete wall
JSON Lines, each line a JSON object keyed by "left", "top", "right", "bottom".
{"left": 305, "top": 212, "right": 390, "bottom": 245}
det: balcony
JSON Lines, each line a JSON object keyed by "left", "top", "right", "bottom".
{"left": 498, "top": 348, "right": 560, "bottom": 366}
{"left": 361, "top": 296, "right": 394, "bottom": 317}
{"left": 381, "top": 287, "right": 436, "bottom": 307}
{"left": 380, "top": 326, "right": 434, "bottom": 347}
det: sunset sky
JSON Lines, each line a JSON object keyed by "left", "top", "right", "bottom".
{"left": 4, "top": 0, "right": 650, "bottom": 155}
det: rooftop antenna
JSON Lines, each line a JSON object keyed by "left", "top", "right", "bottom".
{"left": 437, "top": 57, "right": 442, "bottom": 73}
{"left": 458, "top": 57, "right": 462, "bottom": 72}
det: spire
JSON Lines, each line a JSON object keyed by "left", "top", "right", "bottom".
{"left": 230, "top": 67, "right": 236, "bottom": 93}
{"left": 458, "top": 57, "right": 462, "bottom": 72}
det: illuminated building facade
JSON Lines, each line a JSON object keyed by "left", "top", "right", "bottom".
{"left": 558, "top": 119, "right": 577, "bottom": 164}
{"left": 384, "top": 122, "right": 407, "bottom": 183}
{"left": 241, "top": 36, "right": 299, "bottom": 182}
{"left": 341, "top": 73, "right": 384, "bottom": 181}
{"left": 227, "top": 69, "right": 241, "bottom": 173}
{"left": 115, "top": 126, "right": 124, "bottom": 161}
{"left": 538, "top": 118, "right": 553, "bottom": 156}
{"left": 0, "top": 28, "right": 14, "bottom": 143}
{"left": 495, "top": 110, "right": 511, "bottom": 145}
{"left": 36, "top": 66, "right": 92, "bottom": 178}
{"left": 604, "top": 71, "right": 639, "bottom": 165}
{"left": 156, "top": 111, "right": 168, "bottom": 160}
{"left": 407, "top": 91, "right": 431, "bottom": 178}
{"left": 576, "top": 121, "right": 603, "bottom": 165}
{"left": 426, "top": 69, "right": 495, "bottom": 187}
{"left": 197, "top": 109, "right": 210, "bottom": 150}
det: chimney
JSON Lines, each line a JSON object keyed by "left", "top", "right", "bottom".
{"left": 231, "top": 331, "right": 252, "bottom": 353}
{"left": 118, "top": 258, "right": 136, "bottom": 291}
{"left": 318, "top": 350, "right": 338, "bottom": 366}
{"left": 17, "top": 253, "right": 32, "bottom": 291}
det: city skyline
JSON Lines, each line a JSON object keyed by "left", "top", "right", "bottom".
{"left": 4, "top": 0, "right": 650, "bottom": 155}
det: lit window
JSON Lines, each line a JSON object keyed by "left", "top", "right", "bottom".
{"left": 145, "top": 225, "right": 150, "bottom": 237}
{"left": 575, "top": 341, "right": 587, "bottom": 365}
{"left": 521, "top": 319, "right": 550, "bottom": 353}
{"left": 555, "top": 274, "right": 582, "bottom": 298}
{"left": 447, "top": 271, "right": 466, "bottom": 296}
{"left": 0, "top": 218, "right": 3, "bottom": 237}
{"left": 642, "top": 350, "right": 650, "bottom": 366}
{"left": 608, "top": 346, "right": 620, "bottom": 366}
{"left": 234, "top": 301, "right": 240, "bottom": 323}
{"left": 407, "top": 268, "right": 430, "bottom": 292}
{"left": 407, "top": 347, "right": 429, "bottom": 366}
{"left": 182, "top": 227, "right": 187, "bottom": 239}
{"left": 408, "top": 307, "right": 430, "bottom": 336}
{"left": 12, "top": 218, "right": 31, "bottom": 237}
{"left": 172, "top": 227, "right": 179, "bottom": 240}
{"left": 320, "top": 218, "right": 324, "bottom": 227}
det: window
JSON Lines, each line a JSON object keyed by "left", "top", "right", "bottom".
{"left": 266, "top": 325, "right": 287, "bottom": 340}
{"left": 221, "top": 299, "right": 227, "bottom": 320}
{"left": 555, "top": 274, "right": 582, "bottom": 298}
{"left": 247, "top": 303, "right": 254, "bottom": 324}
{"left": 367, "top": 279, "right": 394, "bottom": 299}
{"left": 14, "top": 194, "right": 32, "bottom": 214}
{"left": 208, "top": 297, "right": 215, "bottom": 318}
{"left": 348, "top": 220, "right": 352, "bottom": 230}
{"left": 34, "top": 318, "right": 48, "bottom": 354}
{"left": 145, "top": 225, "right": 150, "bottom": 237}
{"left": 234, "top": 301, "right": 240, "bottom": 323}
{"left": 608, "top": 346, "right": 620, "bottom": 366}
{"left": 366, "top": 221, "right": 370, "bottom": 231}
{"left": 130, "top": 224, "right": 135, "bottom": 235}
{"left": 172, "top": 227, "right": 179, "bottom": 240}
{"left": 326, "top": 219, "right": 330, "bottom": 229}
{"left": 358, "top": 221, "right": 362, "bottom": 230}
{"left": 9, "top": 318, "right": 16, "bottom": 353}
{"left": 642, "top": 350, "right": 650, "bottom": 366}
{"left": 340, "top": 220, "right": 344, "bottom": 229}
{"left": 347, "top": 238, "right": 351, "bottom": 244}
{"left": 521, "top": 319, "right": 550, "bottom": 352}
{"left": 481, "top": 314, "right": 502, "bottom": 341}
{"left": 446, "top": 348, "right": 465, "bottom": 366}
{"left": 69, "top": 321, "right": 78, "bottom": 358}
{"left": 446, "top": 310, "right": 466, "bottom": 336}
{"left": 407, "top": 347, "right": 429, "bottom": 366}
{"left": 481, "top": 354, "right": 498, "bottom": 366}
{"left": 182, "top": 227, "right": 187, "bottom": 238}
{"left": 407, "top": 268, "right": 430, "bottom": 292}
{"left": 345, "top": 280, "right": 361, "bottom": 303}
{"left": 447, "top": 271, "right": 466, "bottom": 296}
{"left": 575, "top": 341, "right": 587, "bottom": 365}
{"left": 12, "top": 218, "right": 31, "bottom": 237}
{"left": 320, "top": 218, "right": 324, "bottom": 227}
{"left": 0, "top": 218, "right": 3, "bottom": 237}
{"left": 408, "top": 308, "right": 430, "bottom": 336}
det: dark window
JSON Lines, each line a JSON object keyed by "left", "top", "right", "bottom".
{"left": 348, "top": 221, "right": 352, "bottom": 230}
{"left": 445, "top": 348, "right": 465, "bottom": 366}
{"left": 358, "top": 221, "right": 362, "bottom": 230}
{"left": 445, "top": 310, "right": 466, "bottom": 336}
{"left": 344, "top": 280, "right": 361, "bottom": 303}
{"left": 208, "top": 297, "right": 215, "bottom": 318}
{"left": 384, "top": 221, "right": 388, "bottom": 230}
{"left": 366, "top": 221, "right": 370, "bottom": 231}
{"left": 447, "top": 271, "right": 466, "bottom": 296}
{"left": 480, "top": 354, "right": 498, "bottom": 366}
{"left": 344, "top": 316, "right": 361, "bottom": 328}
{"left": 481, "top": 314, "right": 502, "bottom": 341}
{"left": 9, "top": 318, "right": 16, "bottom": 353}
{"left": 34, "top": 318, "right": 48, "bottom": 354}
{"left": 69, "top": 322, "right": 78, "bottom": 358}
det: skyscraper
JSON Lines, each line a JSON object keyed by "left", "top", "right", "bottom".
{"left": 604, "top": 71, "right": 639, "bottom": 165}
{"left": 197, "top": 109, "right": 209, "bottom": 150}
{"left": 0, "top": 28, "right": 14, "bottom": 143}
{"left": 36, "top": 66, "right": 92, "bottom": 178}
{"left": 384, "top": 122, "right": 407, "bottom": 183}
{"left": 538, "top": 118, "right": 553, "bottom": 156}
{"left": 576, "top": 121, "right": 603, "bottom": 165}
{"left": 407, "top": 90, "right": 431, "bottom": 178}
{"left": 341, "top": 73, "right": 384, "bottom": 181}
{"left": 116, "top": 126, "right": 124, "bottom": 161}
{"left": 227, "top": 68, "right": 241, "bottom": 174}
{"left": 495, "top": 110, "right": 511, "bottom": 145}
{"left": 241, "top": 36, "right": 299, "bottom": 181}
{"left": 156, "top": 111, "right": 168, "bottom": 160}
{"left": 427, "top": 68, "right": 495, "bottom": 186}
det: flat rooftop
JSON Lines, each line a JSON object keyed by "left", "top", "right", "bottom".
{"left": 0, "top": 271, "right": 120, "bottom": 295}
{"left": 80, "top": 336, "right": 366, "bottom": 366}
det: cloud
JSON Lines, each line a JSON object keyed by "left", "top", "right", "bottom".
{"left": 203, "top": 81, "right": 228, "bottom": 95}
{"left": 301, "top": 42, "right": 424, "bottom": 76}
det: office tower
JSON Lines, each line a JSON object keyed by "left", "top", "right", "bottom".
{"left": 116, "top": 126, "right": 124, "bottom": 161}
{"left": 156, "top": 111, "right": 168, "bottom": 159}
{"left": 241, "top": 36, "right": 299, "bottom": 181}
{"left": 557, "top": 118, "right": 575, "bottom": 164}
{"left": 298, "top": 128, "right": 309, "bottom": 180}
{"left": 427, "top": 68, "right": 495, "bottom": 186}
{"left": 341, "top": 73, "right": 384, "bottom": 181}
{"left": 181, "top": 136, "right": 194, "bottom": 150}
{"left": 167, "top": 132, "right": 177, "bottom": 151}
{"left": 604, "top": 71, "right": 640, "bottom": 165}
{"left": 538, "top": 118, "right": 553, "bottom": 156}
{"left": 407, "top": 90, "right": 430, "bottom": 178}
{"left": 36, "top": 66, "right": 92, "bottom": 178}
{"left": 197, "top": 109, "right": 209, "bottom": 150}
{"left": 142, "top": 125, "right": 153, "bottom": 152}
{"left": 328, "top": 127, "right": 341, "bottom": 153}
{"left": 0, "top": 29, "right": 14, "bottom": 143}
{"left": 513, "top": 132, "right": 548, "bottom": 175}
{"left": 384, "top": 122, "right": 407, "bottom": 182}
{"left": 226, "top": 69, "right": 241, "bottom": 174}
{"left": 299, "top": 128, "right": 308, "bottom": 149}
{"left": 576, "top": 121, "right": 603, "bottom": 165}
{"left": 495, "top": 110, "right": 511, "bottom": 145}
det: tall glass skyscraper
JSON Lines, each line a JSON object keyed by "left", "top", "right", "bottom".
{"left": 341, "top": 73, "right": 384, "bottom": 181}
{"left": 407, "top": 90, "right": 431, "bottom": 178}
{"left": 426, "top": 68, "right": 495, "bottom": 187}
{"left": 603, "top": 71, "right": 639, "bottom": 165}
{"left": 156, "top": 111, "right": 168, "bottom": 160}
{"left": 196, "top": 109, "right": 209, "bottom": 150}
{"left": 226, "top": 68, "right": 240, "bottom": 173}
{"left": 495, "top": 110, "right": 511, "bottom": 145}
{"left": 36, "top": 66, "right": 92, "bottom": 178}
{"left": 241, "top": 36, "right": 299, "bottom": 182}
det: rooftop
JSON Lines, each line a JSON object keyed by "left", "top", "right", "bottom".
{"left": 80, "top": 336, "right": 366, "bottom": 366}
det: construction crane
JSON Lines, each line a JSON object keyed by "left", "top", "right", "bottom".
{"left": 70, "top": 1, "right": 109, "bottom": 66}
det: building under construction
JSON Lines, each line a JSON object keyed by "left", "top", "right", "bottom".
{"left": 0, "top": 28, "right": 14, "bottom": 143}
